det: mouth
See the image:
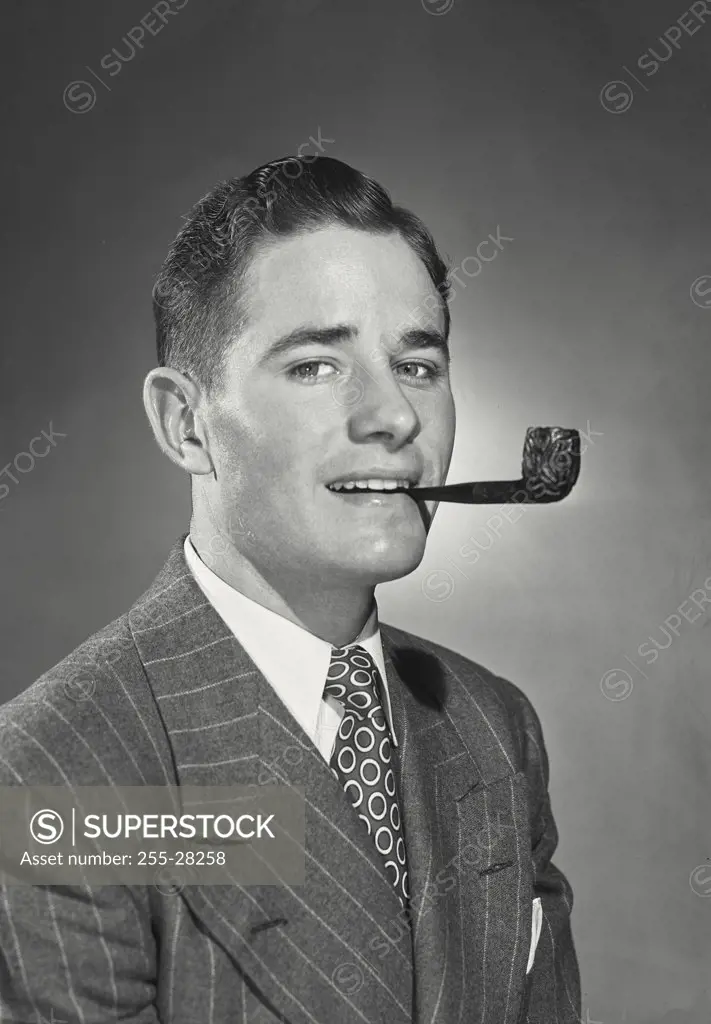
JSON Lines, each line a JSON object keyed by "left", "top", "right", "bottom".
{"left": 325, "top": 475, "right": 424, "bottom": 505}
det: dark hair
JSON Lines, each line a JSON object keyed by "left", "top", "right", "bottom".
{"left": 153, "top": 156, "right": 451, "bottom": 394}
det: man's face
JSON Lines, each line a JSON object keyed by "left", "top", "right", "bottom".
{"left": 201, "top": 224, "right": 456, "bottom": 586}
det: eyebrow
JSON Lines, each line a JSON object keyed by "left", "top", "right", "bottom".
{"left": 259, "top": 323, "right": 450, "bottom": 364}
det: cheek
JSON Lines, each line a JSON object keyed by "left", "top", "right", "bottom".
{"left": 443, "top": 390, "right": 456, "bottom": 435}
{"left": 422, "top": 392, "right": 456, "bottom": 450}
{"left": 210, "top": 413, "right": 313, "bottom": 502}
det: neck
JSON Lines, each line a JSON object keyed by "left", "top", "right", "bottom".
{"left": 188, "top": 520, "right": 376, "bottom": 647}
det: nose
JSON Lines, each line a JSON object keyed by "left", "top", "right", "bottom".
{"left": 343, "top": 359, "right": 421, "bottom": 449}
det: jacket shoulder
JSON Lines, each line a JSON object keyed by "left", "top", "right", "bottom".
{"left": 0, "top": 612, "right": 173, "bottom": 788}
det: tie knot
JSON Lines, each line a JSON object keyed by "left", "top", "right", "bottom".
{"left": 323, "top": 645, "right": 386, "bottom": 725}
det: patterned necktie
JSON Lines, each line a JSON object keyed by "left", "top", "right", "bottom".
{"left": 323, "top": 644, "right": 409, "bottom": 906}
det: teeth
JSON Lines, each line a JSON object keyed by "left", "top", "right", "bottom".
{"left": 328, "top": 477, "right": 412, "bottom": 492}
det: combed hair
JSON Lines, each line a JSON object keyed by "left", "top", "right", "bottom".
{"left": 153, "top": 156, "right": 451, "bottom": 393}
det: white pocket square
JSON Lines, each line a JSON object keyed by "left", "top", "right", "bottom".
{"left": 526, "top": 897, "right": 543, "bottom": 974}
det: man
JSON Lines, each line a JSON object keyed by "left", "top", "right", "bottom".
{"left": 0, "top": 156, "right": 580, "bottom": 1022}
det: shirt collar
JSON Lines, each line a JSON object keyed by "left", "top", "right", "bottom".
{"left": 183, "top": 536, "right": 397, "bottom": 746}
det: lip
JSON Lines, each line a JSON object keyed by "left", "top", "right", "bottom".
{"left": 325, "top": 469, "right": 422, "bottom": 489}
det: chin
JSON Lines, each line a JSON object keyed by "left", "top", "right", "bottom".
{"left": 340, "top": 537, "right": 427, "bottom": 584}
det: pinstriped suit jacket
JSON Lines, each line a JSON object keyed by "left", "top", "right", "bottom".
{"left": 0, "top": 536, "right": 580, "bottom": 1024}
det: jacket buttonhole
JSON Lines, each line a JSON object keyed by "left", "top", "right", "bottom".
{"left": 250, "top": 917, "right": 288, "bottom": 935}
{"left": 478, "top": 859, "right": 514, "bottom": 876}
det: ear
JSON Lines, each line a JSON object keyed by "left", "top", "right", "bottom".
{"left": 142, "top": 366, "right": 213, "bottom": 476}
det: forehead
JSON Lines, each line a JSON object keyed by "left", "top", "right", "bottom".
{"left": 240, "top": 225, "right": 444, "bottom": 338}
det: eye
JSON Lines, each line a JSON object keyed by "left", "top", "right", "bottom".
{"left": 287, "top": 360, "right": 337, "bottom": 381}
{"left": 396, "top": 361, "right": 445, "bottom": 382}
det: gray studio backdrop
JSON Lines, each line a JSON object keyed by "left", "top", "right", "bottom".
{"left": 1, "top": 0, "right": 709, "bottom": 1020}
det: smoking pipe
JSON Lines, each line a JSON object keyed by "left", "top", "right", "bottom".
{"left": 405, "top": 426, "right": 581, "bottom": 504}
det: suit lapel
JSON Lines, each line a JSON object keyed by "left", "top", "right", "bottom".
{"left": 382, "top": 627, "right": 533, "bottom": 1024}
{"left": 129, "top": 540, "right": 414, "bottom": 1024}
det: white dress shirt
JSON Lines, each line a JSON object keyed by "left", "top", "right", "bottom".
{"left": 183, "top": 535, "right": 398, "bottom": 762}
